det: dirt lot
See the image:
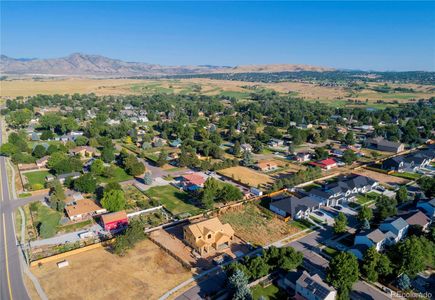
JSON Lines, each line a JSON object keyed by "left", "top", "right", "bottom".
{"left": 219, "top": 204, "right": 301, "bottom": 246}
{"left": 352, "top": 168, "right": 409, "bottom": 185}
{"left": 218, "top": 166, "right": 273, "bottom": 188}
{"left": 30, "top": 240, "right": 191, "bottom": 300}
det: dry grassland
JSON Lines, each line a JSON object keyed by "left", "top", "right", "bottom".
{"left": 30, "top": 239, "right": 191, "bottom": 300}
{"left": 352, "top": 168, "right": 409, "bottom": 185}
{"left": 218, "top": 166, "right": 273, "bottom": 187}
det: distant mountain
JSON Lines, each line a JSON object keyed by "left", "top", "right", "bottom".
{"left": 0, "top": 53, "right": 334, "bottom": 77}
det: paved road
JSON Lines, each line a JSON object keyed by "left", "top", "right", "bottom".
{"left": 0, "top": 119, "right": 31, "bottom": 300}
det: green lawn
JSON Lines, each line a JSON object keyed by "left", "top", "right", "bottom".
{"left": 31, "top": 202, "right": 62, "bottom": 239}
{"left": 356, "top": 192, "right": 379, "bottom": 206}
{"left": 322, "top": 246, "right": 338, "bottom": 257}
{"left": 24, "top": 170, "right": 50, "bottom": 190}
{"left": 291, "top": 219, "right": 313, "bottom": 230}
{"left": 144, "top": 185, "right": 201, "bottom": 216}
{"left": 58, "top": 219, "right": 93, "bottom": 234}
{"left": 392, "top": 172, "right": 421, "bottom": 180}
{"left": 96, "top": 166, "right": 133, "bottom": 183}
{"left": 251, "top": 284, "right": 287, "bottom": 300}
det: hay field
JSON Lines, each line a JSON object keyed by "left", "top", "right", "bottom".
{"left": 30, "top": 240, "right": 191, "bottom": 300}
{"left": 218, "top": 166, "right": 273, "bottom": 188}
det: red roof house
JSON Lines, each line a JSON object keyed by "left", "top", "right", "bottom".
{"left": 309, "top": 158, "right": 337, "bottom": 170}
{"left": 181, "top": 173, "right": 206, "bottom": 191}
{"left": 101, "top": 211, "right": 128, "bottom": 231}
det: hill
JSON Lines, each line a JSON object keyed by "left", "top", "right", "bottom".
{"left": 0, "top": 53, "right": 334, "bottom": 77}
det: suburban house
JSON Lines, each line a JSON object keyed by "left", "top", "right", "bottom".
{"left": 295, "top": 271, "right": 337, "bottom": 300}
{"left": 69, "top": 146, "right": 100, "bottom": 158}
{"left": 183, "top": 217, "right": 235, "bottom": 256}
{"left": 36, "top": 156, "right": 49, "bottom": 168}
{"left": 417, "top": 198, "right": 435, "bottom": 218}
{"left": 309, "top": 158, "right": 337, "bottom": 170}
{"left": 354, "top": 229, "right": 390, "bottom": 252}
{"left": 57, "top": 172, "right": 81, "bottom": 184}
{"left": 65, "top": 199, "right": 107, "bottom": 221}
{"left": 101, "top": 211, "right": 129, "bottom": 231}
{"left": 179, "top": 173, "right": 206, "bottom": 191}
{"left": 381, "top": 148, "right": 434, "bottom": 172}
{"left": 269, "top": 194, "right": 321, "bottom": 220}
{"left": 379, "top": 217, "right": 409, "bottom": 243}
{"left": 268, "top": 138, "right": 284, "bottom": 147}
{"left": 308, "top": 175, "right": 377, "bottom": 206}
{"left": 294, "top": 152, "right": 312, "bottom": 162}
{"left": 255, "top": 160, "right": 279, "bottom": 172}
{"left": 366, "top": 137, "right": 405, "bottom": 153}
{"left": 241, "top": 143, "right": 253, "bottom": 153}
{"left": 403, "top": 211, "right": 431, "bottom": 231}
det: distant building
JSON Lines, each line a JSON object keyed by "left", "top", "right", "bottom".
{"left": 101, "top": 211, "right": 128, "bottom": 231}
{"left": 366, "top": 137, "right": 404, "bottom": 153}
{"left": 183, "top": 218, "right": 235, "bottom": 256}
{"left": 309, "top": 158, "right": 337, "bottom": 170}
{"left": 295, "top": 271, "right": 337, "bottom": 300}
{"left": 295, "top": 152, "right": 312, "bottom": 162}
{"left": 180, "top": 173, "right": 206, "bottom": 191}
{"left": 255, "top": 160, "right": 279, "bottom": 172}
{"left": 69, "top": 146, "right": 100, "bottom": 158}
{"left": 36, "top": 156, "right": 49, "bottom": 168}
{"left": 241, "top": 143, "right": 253, "bottom": 153}
{"left": 381, "top": 148, "right": 434, "bottom": 172}
{"left": 417, "top": 199, "right": 435, "bottom": 218}
{"left": 269, "top": 194, "right": 321, "bottom": 220}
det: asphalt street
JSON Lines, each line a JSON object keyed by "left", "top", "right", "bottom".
{"left": 0, "top": 119, "right": 31, "bottom": 300}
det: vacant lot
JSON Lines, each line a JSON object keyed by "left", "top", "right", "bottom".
{"left": 218, "top": 166, "right": 273, "bottom": 188}
{"left": 352, "top": 169, "right": 409, "bottom": 185}
{"left": 31, "top": 239, "right": 191, "bottom": 300}
{"left": 144, "top": 185, "right": 201, "bottom": 216}
{"left": 219, "top": 204, "right": 301, "bottom": 246}
{"left": 23, "top": 170, "right": 50, "bottom": 189}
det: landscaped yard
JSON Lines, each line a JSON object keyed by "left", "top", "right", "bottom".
{"left": 251, "top": 283, "right": 287, "bottom": 300}
{"left": 124, "top": 185, "right": 157, "bottom": 211}
{"left": 219, "top": 204, "right": 301, "bottom": 246}
{"left": 355, "top": 192, "right": 379, "bottom": 206}
{"left": 24, "top": 170, "right": 50, "bottom": 190}
{"left": 96, "top": 166, "right": 132, "bottom": 183}
{"left": 392, "top": 172, "right": 421, "bottom": 180}
{"left": 29, "top": 202, "right": 62, "bottom": 239}
{"left": 144, "top": 185, "right": 201, "bottom": 216}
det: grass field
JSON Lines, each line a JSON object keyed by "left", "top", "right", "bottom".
{"left": 352, "top": 168, "right": 409, "bottom": 185}
{"left": 31, "top": 239, "right": 191, "bottom": 300}
{"left": 251, "top": 284, "right": 286, "bottom": 300}
{"left": 355, "top": 192, "right": 379, "bottom": 206}
{"left": 96, "top": 166, "right": 132, "bottom": 183}
{"left": 219, "top": 204, "right": 301, "bottom": 246}
{"left": 218, "top": 166, "right": 273, "bottom": 188}
{"left": 391, "top": 171, "right": 421, "bottom": 180}
{"left": 144, "top": 185, "right": 200, "bottom": 216}
{"left": 24, "top": 170, "right": 50, "bottom": 189}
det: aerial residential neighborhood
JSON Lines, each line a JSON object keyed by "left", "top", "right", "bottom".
{"left": 0, "top": 1, "right": 434, "bottom": 300}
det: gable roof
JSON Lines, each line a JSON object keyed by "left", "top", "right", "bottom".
{"left": 383, "top": 217, "right": 408, "bottom": 232}
{"left": 65, "top": 199, "right": 104, "bottom": 218}
{"left": 365, "top": 229, "right": 386, "bottom": 243}
{"left": 182, "top": 173, "right": 206, "bottom": 186}
{"left": 296, "top": 271, "right": 336, "bottom": 299}
{"left": 405, "top": 211, "right": 431, "bottom": 227}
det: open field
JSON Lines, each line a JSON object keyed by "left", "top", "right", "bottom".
{"left": 352, "top": 169, "right": 409, "bottom": 185}
{"left": 218, "top": 166, "right": 273, "bottom": 188}
{"left": 219, "top": 204, "right": 301, "bottom": 246}
{"left": 144, "top": 185, "right": 201, "bottom": 216}
{"left": 31, "top": 239, "right": 191, "bottom": 300}
{"left": 2, "top": 78, "right": 433, "bottom": 105}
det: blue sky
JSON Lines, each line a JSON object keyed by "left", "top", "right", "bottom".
{"left": 1, "top": 1, "right": 434, "bottom": 71}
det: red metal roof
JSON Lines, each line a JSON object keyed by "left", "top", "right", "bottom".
{"left": 182, "top": 173, "right": 206, "bottom": 186}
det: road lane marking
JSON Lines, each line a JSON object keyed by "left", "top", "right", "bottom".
{"left": 3, "top": 213, "right": 14, "bottom": 300}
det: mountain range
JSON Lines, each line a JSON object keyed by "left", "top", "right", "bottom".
{"left": 0, "top": 53, "right": 334, "bottom": 77}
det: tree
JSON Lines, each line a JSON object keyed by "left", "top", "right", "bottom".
{"left": 156, "top": 151, "right": 167, "bottom": 167}
{"left": 228, "top": 269, "right": 252, "bottom": 300}
{"left": 397, "top": 273, "right": 411, "bottom": 290}
{"left": 143, "top": 172, "right": 153, "bottom": 185}
{"left": 48, "top": 180, "right": 66, "bottom": 212}
{"left": 376, "top": 195, "right": 397, "bottom": 221}
{"left": 362, "top": 247, "right": 392, "bottom": 282}
{"left": 314, "top": 147, "right": 328, "bottom": 160}
{"left": 233, "top": 141, "right": 241, "bottom": 157}
{"left": 113, "top": 220, "right": 146, "bottom": 256}
{"left": 357, "top": 206, "right": 373, "bottom": 229}
{"left": 123, "top": 154, "right": 145, "bottom": 176}
{"left": 395, "top": 236, "right": 425, "bottom": 277}
{"left": 73, "top": 174, "right": 97, "bottom": 193}
{"left": 396, "top": 186, "right": 408, "bottom": 204}
{"left": 417, "top": 176, "right": 435, "bottom": 198}
{"left": 278, "top": 247, "right": 303, "bottom": 272}
{"left": 327, "top": 252, "right": 359, "bottom": 300}
{"left": 101, "top": 189, "right": 126, "bottom": 212}
{"left": 90, "top": 159, "right": 105, "bottom": 176}
{"left": 32, "top": 145, "right": 46, "bottom": 159}
{"left": 101, "top": 147, "right": 115, "bottom": 163}
{"left": 342, "top": 149, "right": 357, "bottom": 165}
{"left": 6, "top": 109, "right": 32, "bottom": 128}
{"left": 344, "top": 131, "right": 355, "bottom": 145}
{"left": 334, "top": 212, "right": 348, "bottom": 234}
{"left": 246, "top": 256, "right": 270, "bottom": 279}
